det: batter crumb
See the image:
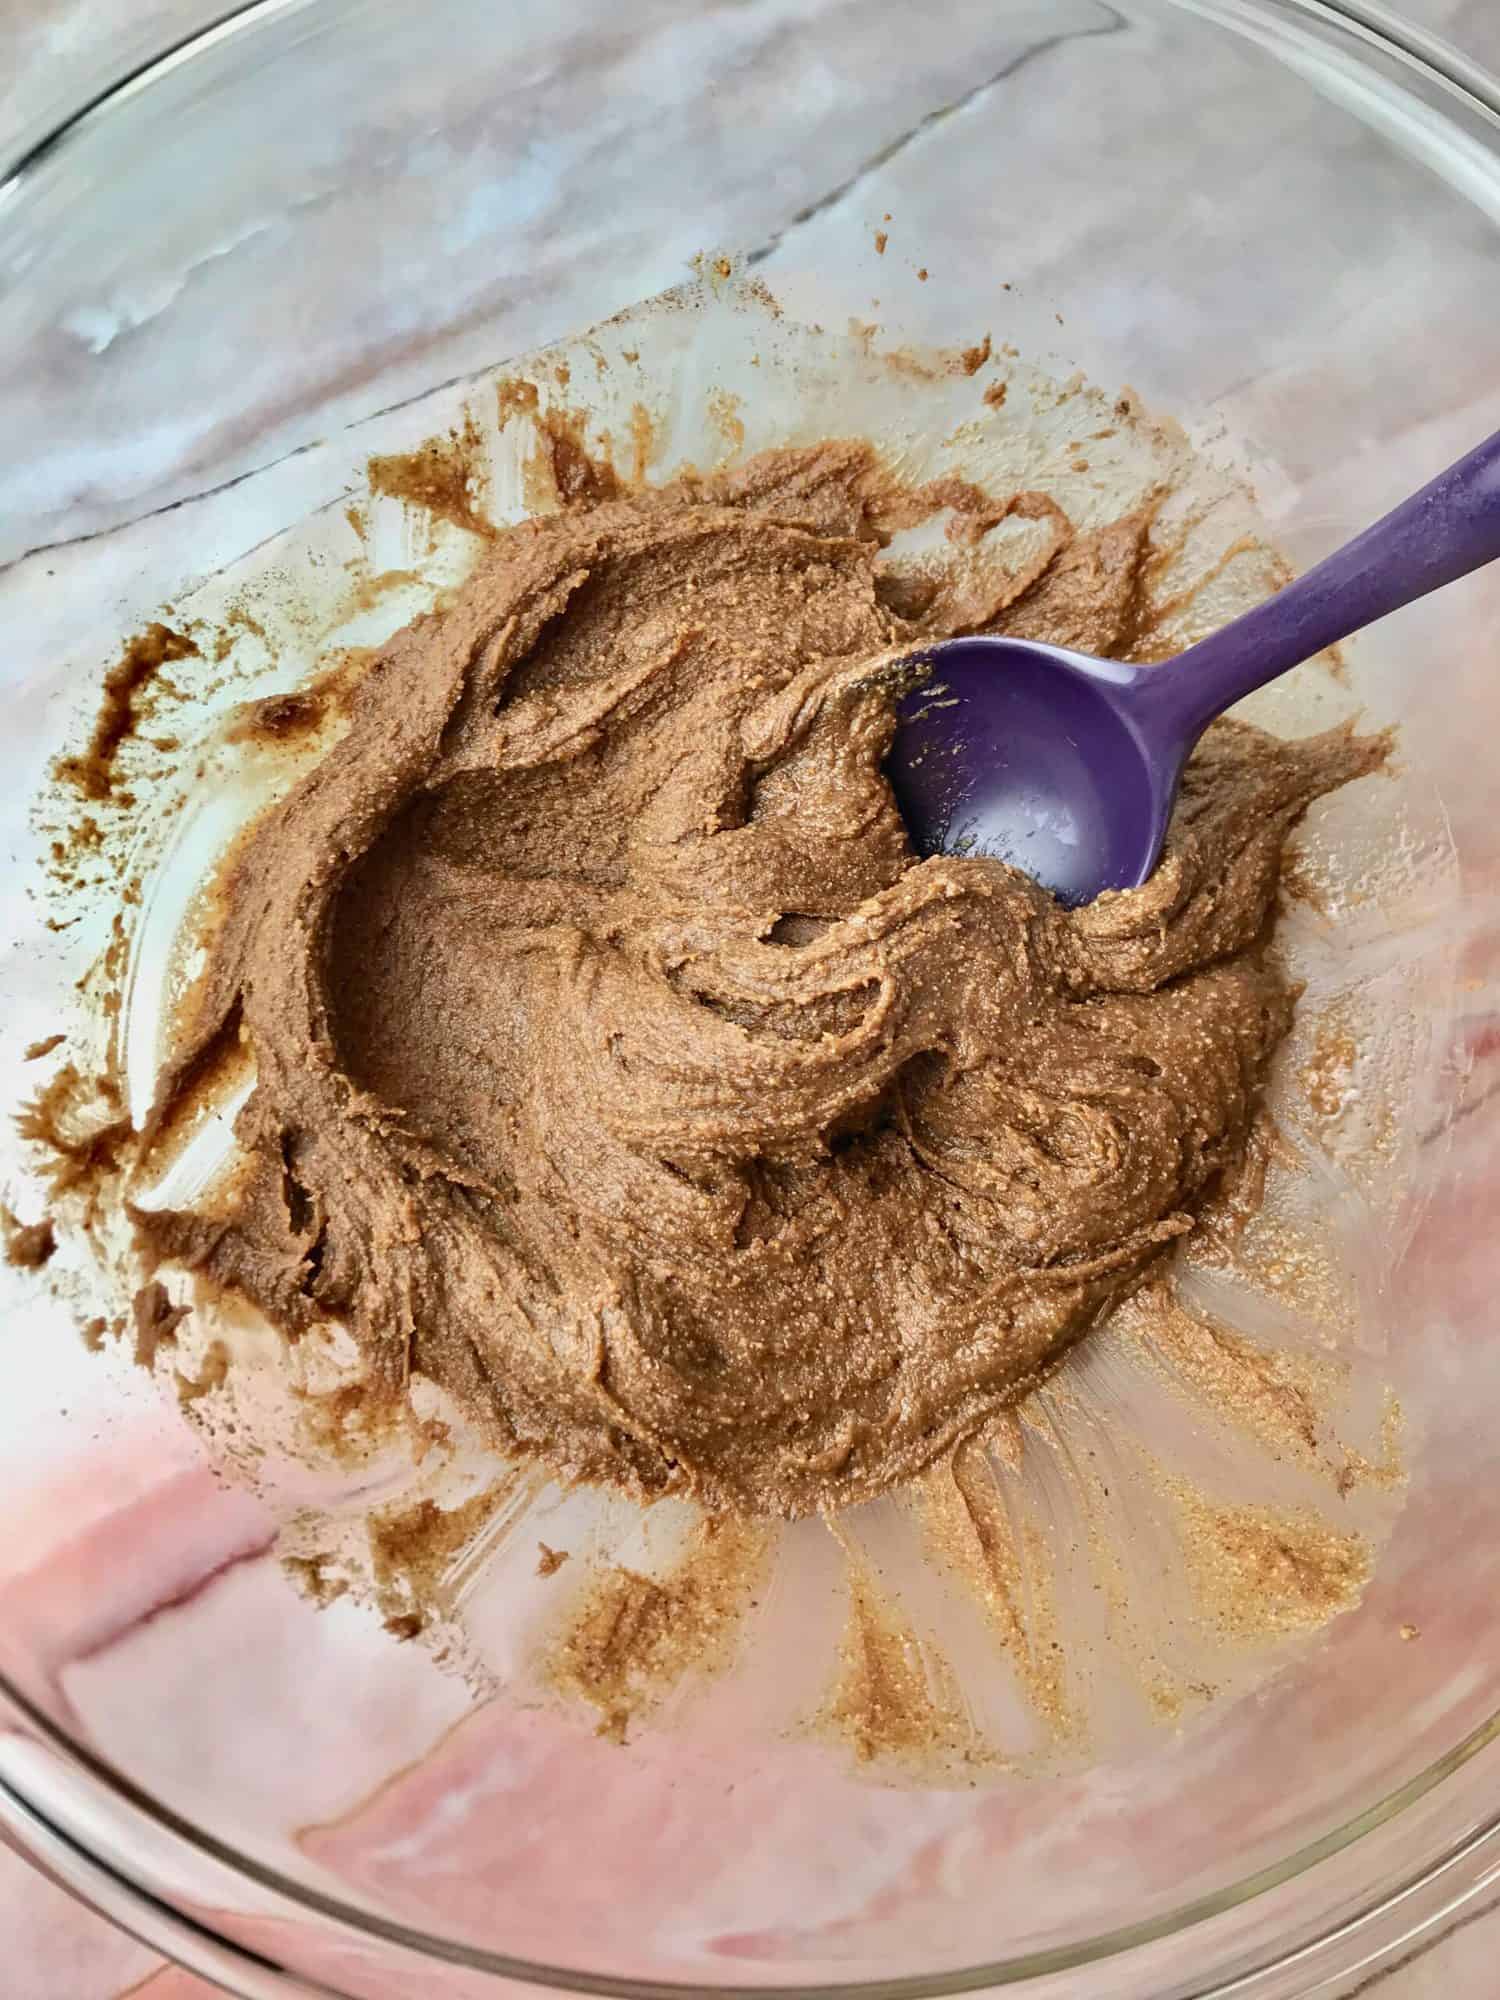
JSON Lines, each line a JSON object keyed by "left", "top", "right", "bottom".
{"left": 1, "top": 1204, "right": 55, "bottom": 1269}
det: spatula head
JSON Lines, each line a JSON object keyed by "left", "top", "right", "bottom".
{"left": 885, "top": 637, "right": 1183, "bottom": 907}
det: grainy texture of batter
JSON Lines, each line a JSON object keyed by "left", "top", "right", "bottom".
{"left": 135, "top": 441, "right": 1383, "bottom": 1517}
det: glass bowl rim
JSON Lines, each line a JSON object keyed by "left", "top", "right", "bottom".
{"left": 2, "top": 0, "right": 1499, "bottom": 1992}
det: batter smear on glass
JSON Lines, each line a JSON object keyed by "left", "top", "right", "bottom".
{"left": 134, "top": 440, "right": 1384, "bottom": 1517}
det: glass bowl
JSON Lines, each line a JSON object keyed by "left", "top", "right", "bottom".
{"left": 1, "top": 2, "right": 1499, "bottom": 1995}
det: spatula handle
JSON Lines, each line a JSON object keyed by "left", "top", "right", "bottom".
{"left": 1142, "top": 426, "right": 1500, "bottom": 740}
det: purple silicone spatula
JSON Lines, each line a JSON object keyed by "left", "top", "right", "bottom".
{"left": 887, "top": 428, "right": 1500, "bottom": 906}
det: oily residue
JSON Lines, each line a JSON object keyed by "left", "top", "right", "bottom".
{"left": 131, "top": 1277, "right": 190, "bottom": 1369}
{"left": 958, "top": 334, "right": 992, "bottom": 376}
{"left": 55, "top": 623, "right": 200, "bottom": 802}
{"left": 549, "top": 1517, "right": 769, "bottom": 1742}
{"left": 226, "top": 691, "right": 326, "bottom": 745}
{"left": 1303, "top": 1016, "right": 1361, "bottom": 1122}
{"left": 283, "top": 1551, "right": 350, "bottom": 1610}
{"left": 820, "top": 1538, "right": 987, "bottom": 1772}
{"left": 1114, "top": 1282, "right": 1336, "bottom": 1471}
{"left": 498, "top": 375, "right": 627, "bottom": 512}
{"left": 916, "top": 1441, "right": 1072, "bottom": 1740}
{"left": 1336, "top": 1393, "right": 1405, "bottom": 1499}
{"left": 627, "top": 403, "right": 656, "bottom": 486}
{"left": 528, "top": 405, "right": 622, "bottom": 510}
{"left": 368, "top": 413, "right": 494, "bottom": 541}
{"left": 338, "top": 569, "right": 427, "bottom": 621}
{"left": 223, "top": 648, "right": 382, "bottom": 748}
{"left": 365, "top": 1482, "right": 519, "bottom": 1639}
{"left": 15, "top": 1063, "right": 131, "bottom": 1200}
{"left": 706, "top": 389, "right": 745, "bottom": 460}
{"left": 1170, "top": 1485, "right": 1371, "bottom": 1642}
{"left": 495, "top": 377, "right": 541, "bottom": 429}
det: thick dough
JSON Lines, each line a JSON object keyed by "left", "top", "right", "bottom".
{"left": 138, "top": 442, "right": 1382, "bottom": 1516}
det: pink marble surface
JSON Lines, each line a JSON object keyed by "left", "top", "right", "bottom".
{"left": 2, "top": 4, "right": 1500, "bottom": 1998}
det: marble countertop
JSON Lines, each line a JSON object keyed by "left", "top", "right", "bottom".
{"left": 1, "top": 3, "right": 1499, "bottom": 1997}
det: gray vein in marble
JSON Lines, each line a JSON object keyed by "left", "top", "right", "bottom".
{"left": 745, "top": 1, "right": 1126, "bottom": 266}
{"left": 0, "top": 348, "right": 490, "bottom": 576}
{"left": 0, "top": 6, "right": 1136, "bottom": 579}
{"left": 0, "top": 432, "right": 333, "bottom": 574}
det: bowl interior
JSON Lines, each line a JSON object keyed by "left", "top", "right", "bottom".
{"left": 1, "top": 2, "right": 1500, "bottom": 1994}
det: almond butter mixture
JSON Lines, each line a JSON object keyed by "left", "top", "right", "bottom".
{"left": 134, "top": 441, "right": 1382, "bottom": 1517}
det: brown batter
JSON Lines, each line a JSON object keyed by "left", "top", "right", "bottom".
{"left": 135, "top": 441, "right": 1383, "bottom": 1518}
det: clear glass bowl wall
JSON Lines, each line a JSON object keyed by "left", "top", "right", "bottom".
{"left": 0, "top": 2, "right": 1498, "bottom": 1997}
